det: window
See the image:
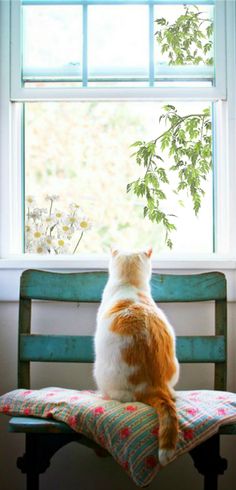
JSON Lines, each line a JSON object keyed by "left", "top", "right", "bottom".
{"left": 1, "top": 0, "right": 235, "bottom": 263}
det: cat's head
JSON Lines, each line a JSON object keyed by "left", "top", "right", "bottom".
{"left": 109, "top": 248, "right": 153, "bottom": 287}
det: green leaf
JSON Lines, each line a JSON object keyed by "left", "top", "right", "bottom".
{"left": 166, "top": 238, "right": 173, "bottom": 249}
{"left": 155, "top": 6, "right": 213, "bottom": 67}
{"left": 163, "top": 104, "right": 176, "bottom": 112}
{"left": 130, "top": 140, "right": 143, "bottom": 148}
{"left": 127, "top": 106, "right": 212, "bottom": 249}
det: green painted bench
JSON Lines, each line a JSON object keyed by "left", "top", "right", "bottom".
{"left": 8, "top": 269, "right": 236, "bottom": 489}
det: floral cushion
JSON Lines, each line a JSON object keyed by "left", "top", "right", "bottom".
{"left": 0, "top": 388, "right": 236, "bottom": 487}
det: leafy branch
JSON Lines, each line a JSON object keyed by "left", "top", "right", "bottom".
{"left": 155, "top": 4, "right": 213, "bottom": 66}
{"left": 127, "top": 105, "right": 212, "bottom": 248}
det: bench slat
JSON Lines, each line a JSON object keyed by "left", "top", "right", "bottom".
{"left": 9, "top": 416, "right": 75, "bottom": 434}
{"left": 19, "top": 334, "right": 226, "bottom": 363}
{"left": 8, "top": 416, "right": 236, "bottom": 436}
{"left": 151, "top": 273, "right": 226, "bottom": 302}
{"left": 20, "top": 270, "right": 226, "bottom": 302}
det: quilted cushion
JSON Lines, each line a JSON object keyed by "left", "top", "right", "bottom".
{"left": 0, "top": 388, "right": 236, "bottom": 487}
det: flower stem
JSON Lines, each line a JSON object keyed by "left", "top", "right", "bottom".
{"left": 73, "top": 232, "right": 84, "bottom": 254}
{"left": 49, "top": 199, "right": 53, "bottom": 216}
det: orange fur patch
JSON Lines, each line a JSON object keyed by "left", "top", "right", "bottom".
{"left": 137, "top": 389, "right": 178, "bottom": 449}
{"left": 109, "top": 303, "right": 176, "bottom": 386}
{"left": 108, "top": 298, "right": 178, "bottom": 450}
{"left": 104, "top": 299, "right": 134, "bottom": 318}
{"left": 115, "top": 255, "right": 145, "bottom": 288}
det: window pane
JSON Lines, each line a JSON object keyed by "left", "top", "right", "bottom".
{"left": 88, "top": 6, "right": 149, "bottom": 85}
{"left": 24, "top": 101, "right": 213, "bottom": 255}
{"left": 154, "top": 4, "right": 214, "bottom": 86}
{"left": 22, "top": 5, "right": 83, "bottom": 82}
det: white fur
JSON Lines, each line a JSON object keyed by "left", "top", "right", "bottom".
{"left": 93, "top": 250, "right": 179, "bottom": 402}
{"left": 158, "top": 448, "right": 175, "bottom": 466}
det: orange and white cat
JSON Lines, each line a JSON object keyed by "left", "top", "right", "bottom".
{"left": 94, "top": 248, "right": 180, "bottom": 465}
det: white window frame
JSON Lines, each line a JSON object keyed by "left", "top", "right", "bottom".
{"left": 1, "top": 0, "right": 236, "bottom": 302}
{"left": 11, "top": 0, "right": 226, "bottom": 100}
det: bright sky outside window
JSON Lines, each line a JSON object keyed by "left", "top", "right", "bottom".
{"left": 23, "top": 5, "right": 83, "bottom": 82}
{"left": 87, "top": 5, "right": 149, "bottom": 85}
{"left": 24, "top": 101, "right": 213, "bottom": 255}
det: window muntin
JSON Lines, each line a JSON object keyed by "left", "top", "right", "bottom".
{"left": 21, "top": 0, "right": 216, "bottom": 89}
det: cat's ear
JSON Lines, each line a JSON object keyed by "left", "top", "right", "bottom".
{"left": 111, "top": 248, "right": 119, "bottom": 257}
{"left": 144, "top": 248, "right": 153, "bottom": 258}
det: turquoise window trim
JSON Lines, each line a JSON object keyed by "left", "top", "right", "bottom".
{"left": 82, "top": 3, "right": 88, "bottom": 86}
{"left": 21, "top": 104, "right": 25, "bottom": 254}
{"left": 212, "top": 102, "right": 216, "bottom": 253}
{"left": 22, "top": 1, "right": 215, "bottom": 6}
{"left": 149, "top": 3, "right": 154, "bottom": 86}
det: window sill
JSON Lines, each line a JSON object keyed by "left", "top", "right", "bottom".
{"left": 0, "top": 254, "right": 236, "bottom": 302}
{"left": 0, "top": 254, "right": 236, "bottom": 271}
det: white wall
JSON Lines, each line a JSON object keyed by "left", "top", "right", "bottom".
{"left": 0, "top": 300, "right": 235, "bottom": 490}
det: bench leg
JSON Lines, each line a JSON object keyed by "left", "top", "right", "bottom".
{"left": 17, "top": 433, "right": 79, "bottom": 490}
{"left": 26, "top": 472, "right": 40, "bottom": 490}
{"left": 189, "top": 434, "right": 228, "bottom": 490}
{"left": 17, "top": 434, "right": 48, "bottom": 490}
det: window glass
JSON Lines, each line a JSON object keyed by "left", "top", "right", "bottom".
{"left": 154, "top": 4, "right": 214, "bottom": 86}
{"left": 24, "top": 101, "right": 213, "bottom": 255}
{"left": 22, "top": 2, "right": 215, "bottom": 88}
{"left": 22, "top": 5, "right": 83, "bottom": 82}
{"left": 87, "top": 5, "right": 149, "bottom": 85}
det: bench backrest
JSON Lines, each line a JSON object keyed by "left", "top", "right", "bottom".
{"left": 18, "top": 269, "right": 227, "bottom": 391}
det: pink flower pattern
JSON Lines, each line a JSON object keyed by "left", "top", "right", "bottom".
{"left": 45, "top": 411, "right": 53, "bottom": 418}
{"left": 186, "top": 408, "right": 199, "bottom": 416}
{"left": 217, "top": 408, "right": 228, "bottom": 416}
{"left": 183, "top": 429, "right": 195, "bottom": 441}
{"left": 151, "top": 426, "right": 159, "bottom": 436}
{"left": 125, "top": 405, "right": 137, "bottom": 412}
{"left": 93, "top": 406, "right": 105, "bottom": 415}
{"left": 119, "top": 427, "right": 132, "bottom": 439}
{"left": 145, "top": 456, "right": 157, "bottom": 469}
{"left": 3, "top": 404, "right": 10, "bottom": 413}
{"left": 23, "top": 407, "right": 32, "bottom": 416}
{"left": 70, "top": 396, "right": 81, "bottom": 402}
{"left": 68, "top": 415, "right": 77, "bottom": 427}
{"left": 1, "top": 388, "right": 236, "bottom": 488}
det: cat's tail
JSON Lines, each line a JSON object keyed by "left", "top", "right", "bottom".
{"left": 143, "top": 388, "right": 178, "bottom": 466}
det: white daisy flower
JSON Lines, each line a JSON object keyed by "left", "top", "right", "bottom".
{"left": 32, "top": 227, "right": 44, "bottom": 241}
{"left": 35, "top": 242, "right": 49, "bottom": 255}
{"left": 55, "top": 237, "right": 69, "bottom": 254}
{"left": 77, "top": 217, "right": 92, "bottom": 231}
{"left": 26, "top": 195, "right": 36, "bottom": 207}
{"left": 54, "top": 209, "right": 65, "bottom": 220}
{"left": 44, "top": 215, "right": 57, "bottom": 226}
{"left": 65, "top": 215, "right": 79, "bottom": 228}
{"left": 58, "top": 223, "right": 72, "bottom": 236}
{"left": 25, "top": 222, "right": 33, "bottom": 234}
{"left": 29, "top": 208, "right": 47, "bottom": 220}
{"left": 44, "top": 236, "right": 56, "bottom": 250}
{"left": 45, "top": 194, "right": 59, "bottom": 202}
{"left": 69, "top": 202, "right": 82, "bottom": 212}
